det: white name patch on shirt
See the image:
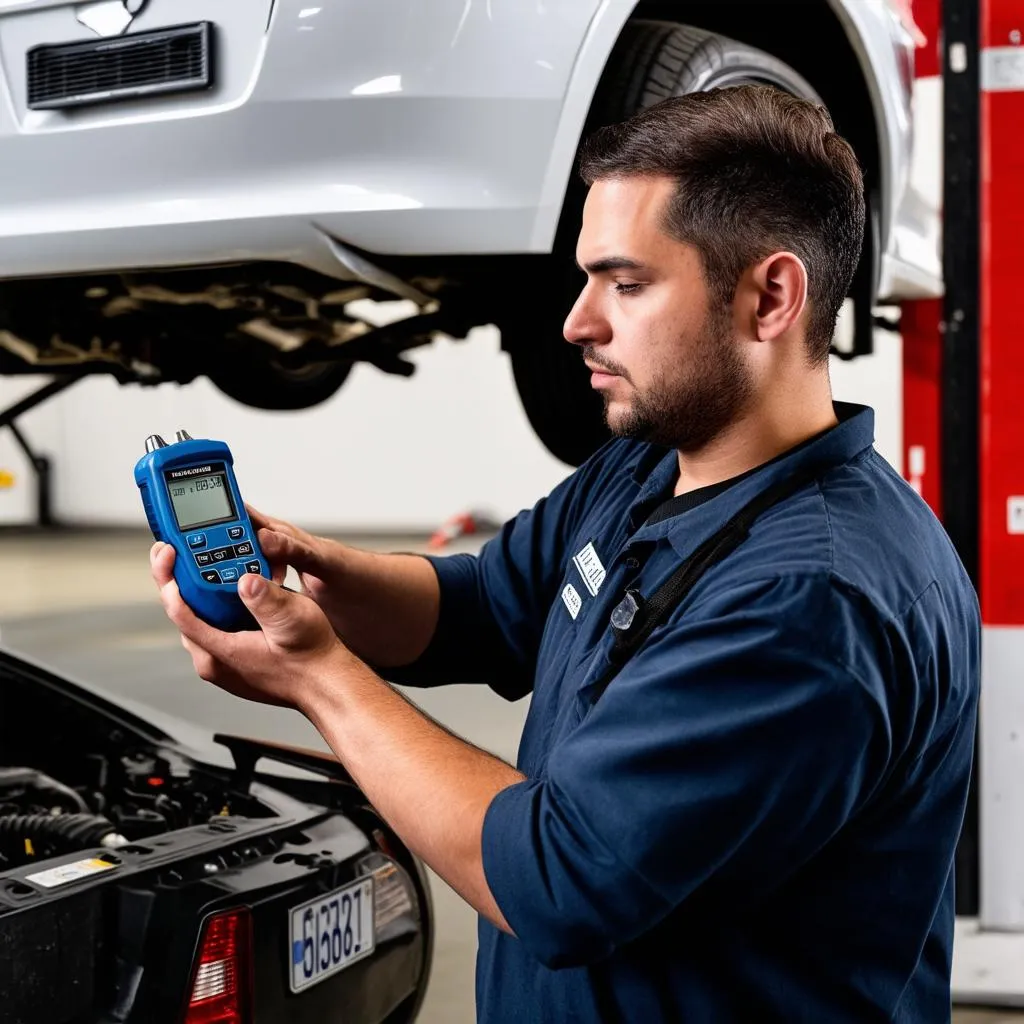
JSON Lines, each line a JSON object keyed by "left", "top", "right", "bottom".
{"left": 561, "top": 583, "right": 583, "bottom": 620}
{"left": 573, "top": 541, "right": 607, "bottom": 597}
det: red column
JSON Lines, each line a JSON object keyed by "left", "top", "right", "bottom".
{"left": 976, "top": 0, "right": 1024, "bottom": 937}
{"left": 979, "top": 0, "right": 1024, "bottom": 625}
{"left": 910, "top": 0, "right": 943, "bottom": 77}
{"left": 900, "top": 0, "right": 944, "bottom": 517}
{"left": 902, "top": 298, "right": 944, "bottom": 517}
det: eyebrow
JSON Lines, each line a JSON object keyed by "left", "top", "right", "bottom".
{"left": 576, "top": 255, "right": 648, "bottom": 275}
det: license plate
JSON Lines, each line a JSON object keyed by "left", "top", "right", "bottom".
{"left": 289, "top": 877, "right": 375, "bottom": 993}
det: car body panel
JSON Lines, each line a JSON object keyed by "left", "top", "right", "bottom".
{"left": 824, "top": 0, "right": 943, "bottom": 297}
{"left": 0, "top": 0, "right": 940, "bottom": 297}
{"left": 0, "top": 0, "right": 595, "bottom": 275}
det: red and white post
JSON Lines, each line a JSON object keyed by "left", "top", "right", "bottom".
{"left": 950, "top": 0, "right": 1024, "bottom": 1004}
{"left": 976, "top": 0, "right": 1024, "bottom": 934}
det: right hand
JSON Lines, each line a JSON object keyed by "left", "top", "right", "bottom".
{"left": 246, "top": 505, "right": 351, "bottom": 639}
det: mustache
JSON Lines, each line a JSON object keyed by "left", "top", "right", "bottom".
{"left": 582, "top": 346, "right": 632, "bottom": 384}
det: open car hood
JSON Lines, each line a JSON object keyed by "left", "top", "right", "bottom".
{"left": 0, "top": 646, "right": 334, "bottom": 779}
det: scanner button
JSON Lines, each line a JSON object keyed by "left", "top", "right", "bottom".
{"left": 245, "top": 560, "right": 262, "bottom": 575}
{"left": 194, "top": 552, "right": 212, "bottom": 567}
{"left": 187, "top": 533, "right": 207, "bottom": 549}
{"left": 210, "top": 547, "right": 231, "bottom": 562}
{"left": 233, "top": 541, "right": 254, "bottom": 557}
{"left": 201, "top": 569, "right": 220, "bottom": 584}
{"left": 219, "top": 567, "right": 239, "bottom": 583}
{"left": 228, "top": 526, "right": 245, "bottom": 540}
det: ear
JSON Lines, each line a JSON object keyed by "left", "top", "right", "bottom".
{"left": 746, "top": 251, "right": 808, "bottom": 343}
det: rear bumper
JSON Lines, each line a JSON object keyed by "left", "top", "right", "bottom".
{"left": 244, "top": 820, "right": 429, "bottom": 1024}
{"left": 129, "top": 808, "right": 430, "bottom": 1024}
{"left": 0, "top": 0, "right": 594, "bottom": 279}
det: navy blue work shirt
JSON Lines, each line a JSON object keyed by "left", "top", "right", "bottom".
{"left": 392, "top": 403, "right": 980, "bottom": 1023}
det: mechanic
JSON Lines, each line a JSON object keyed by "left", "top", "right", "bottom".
{"left": 151, "top": 86, "right": 980, "bottom": 1023}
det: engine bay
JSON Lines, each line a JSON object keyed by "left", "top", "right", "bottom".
{"left": 0, "top": 753, "right": 274, "bottom": 873}
{"left": 0, "top": 660, "right": 275, "bottom": 874}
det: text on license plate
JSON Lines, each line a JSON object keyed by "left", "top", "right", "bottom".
{"left": 289, "top": 877, "right": 375, "bottom": 993}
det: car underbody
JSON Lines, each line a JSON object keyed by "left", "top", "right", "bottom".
{"left": 0, "top": 256, "right": 482, "bottom": 398}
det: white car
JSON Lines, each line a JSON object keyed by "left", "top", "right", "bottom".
{"left": 0, "top": 0, "right": 937, "bottom": 464}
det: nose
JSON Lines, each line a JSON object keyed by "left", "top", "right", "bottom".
{"left": 563, "top": 285, "right": 610, "bottom": 348}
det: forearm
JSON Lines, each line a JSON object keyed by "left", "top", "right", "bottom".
{"left": 321, "top": 543, "right": 441, "bottom": 668}
{"left": 301, "top": 655, "right": 522, "bottom": 931}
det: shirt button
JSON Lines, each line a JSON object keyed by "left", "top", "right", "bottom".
{"left": 624, "top": 557, "right": 640, "bottom": 570}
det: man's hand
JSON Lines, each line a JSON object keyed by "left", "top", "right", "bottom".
{"left": 244, "top": 506, "right": 441, "bottom": 668}
{"left": 150, "top": 541, "right": 350, "bottom": 710}
{"left": 246, "top": 506, "right": 352, "bottom": 633}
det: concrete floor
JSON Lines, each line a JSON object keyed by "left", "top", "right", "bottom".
{"left": 0, "top": 528, "right": 1019, "bottom": 1023}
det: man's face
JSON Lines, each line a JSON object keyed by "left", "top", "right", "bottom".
{"left": 564, "top": 175, "right": 753, "bottom": 452}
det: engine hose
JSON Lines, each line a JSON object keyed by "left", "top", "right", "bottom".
{"left": 0, "top": 767, "right": 89, "bottom": 814}
{"left": 0, "top": 813, "right": 119, "bottom": 851}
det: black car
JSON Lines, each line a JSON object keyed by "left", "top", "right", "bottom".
{"left": 0, "top": 648, "right": 433, "bottom": 1024}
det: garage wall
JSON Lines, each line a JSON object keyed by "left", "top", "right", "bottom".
{"left": 0, "top": 322, "right": 902, "bottom": 532}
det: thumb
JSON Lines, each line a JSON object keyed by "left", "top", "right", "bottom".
{"left": 237, "top": 573, "right": 295, "bottom": 635}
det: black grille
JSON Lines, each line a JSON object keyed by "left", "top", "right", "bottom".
{"left": 27, "top": 22, "right": 213, "bottom": 111}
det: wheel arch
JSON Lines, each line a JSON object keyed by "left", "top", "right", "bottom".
{"left": 532, "top": 0, "right": 894, "bottom": 296}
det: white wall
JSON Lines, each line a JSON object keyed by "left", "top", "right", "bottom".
{"left": 0, "top": 320, "right": 902, "bottom": 531}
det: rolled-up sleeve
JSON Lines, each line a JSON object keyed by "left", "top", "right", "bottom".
{"left": 386, "top": 439, "right": 631, "bottom": 700}
{"left": 481, "top": 574, "right": 893, "bottom": 968}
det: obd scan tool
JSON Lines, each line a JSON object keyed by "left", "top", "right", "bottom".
{"left": 135, "top": 430, "right": 269, "bottom": 631}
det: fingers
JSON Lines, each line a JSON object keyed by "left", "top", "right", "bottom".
{"left": 243, "top": 507, "right": 325, "bottom": 585}
{"left": 150, "top": 540, "right": 176, "bottom": 587}
{"left": 181, "top": 632, "right": 218, "bottom": 682}
{"left": 254, "top": 529, "right": 288, "bottom": 585}
{"left": 246, "top": 504, "right": 299, "bottom": 539}
{"left": 154, "top": 555, "right": 232, "bottom": 654}
{"left": 256, "top": 527, "right": 325, "bottom": 579}
{"left": 151, "top": 542, "right": 229, "bottom": 673}
{"left": 244, "top": 504, "right": 276, "bottom": 532}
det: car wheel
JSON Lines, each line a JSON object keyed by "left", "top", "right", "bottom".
{"left": 502, "top": 20, "right": 823, "bottom": 466}
{"left": 207, "top": 346, "right": 353, "bottom": 411}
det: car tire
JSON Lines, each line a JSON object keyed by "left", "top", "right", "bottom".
{"left": 501, "top": 21, "right": 823, "bottom": 467}
{"left": 207, "top": 346, "right": 353, "bottom": 411}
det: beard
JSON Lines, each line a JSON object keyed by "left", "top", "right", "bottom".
{"left": 593, "top": 306, "right": 754, "bottom": 452}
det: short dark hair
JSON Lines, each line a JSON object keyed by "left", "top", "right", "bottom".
{"left": 578, "top": 86, "right": 866, "bottom": 363}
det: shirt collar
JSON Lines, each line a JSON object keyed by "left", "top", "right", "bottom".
{"left": 625, "top": 402, "right": 875, "bottom": 558}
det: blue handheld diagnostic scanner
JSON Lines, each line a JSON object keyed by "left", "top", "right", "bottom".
{"left": 134, "top": 430, "right": 269, "bottom": 632}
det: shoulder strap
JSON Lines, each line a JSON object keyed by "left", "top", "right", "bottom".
{"left": 601, "top": 466, "right": 823, "bottom": 682}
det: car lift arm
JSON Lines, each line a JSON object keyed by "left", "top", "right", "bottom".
{"left": 0, "top": 376, "right": 78, "bottom": 528}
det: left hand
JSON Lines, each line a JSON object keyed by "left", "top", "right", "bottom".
{"left": 150, "top": 541, "right": 350, "bottom": 709}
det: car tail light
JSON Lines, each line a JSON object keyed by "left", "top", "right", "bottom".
{"left": 370, "top": 860, "right": 415, "bottom": 933}
{"left": 183, "top": 908, "right": 252, "bottom": 1024}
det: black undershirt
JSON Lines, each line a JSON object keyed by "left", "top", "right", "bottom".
{"left": 643, "top": 425, "right": 837, "bottom": 527}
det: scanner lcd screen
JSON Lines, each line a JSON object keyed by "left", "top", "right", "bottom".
{"left": 167, "top": 471, "right": 235, "bottom": 530}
